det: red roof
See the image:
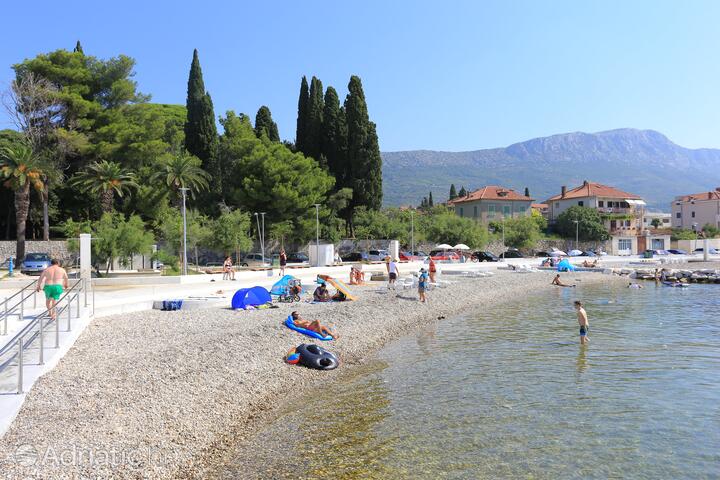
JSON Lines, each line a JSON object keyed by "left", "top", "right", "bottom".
{"left": 531, "top": 203, "right": 548, "bottom": 209}
{"left": 676, "top": 189, "right": 720, "bottom": 202}
{"left": 546, "top": 181, "right": 642, "bottom": 201}
{"left": 449, "top": 186, "right": 533, "bottom": 204}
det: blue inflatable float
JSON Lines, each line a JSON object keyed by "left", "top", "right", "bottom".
{"left": 284, "top": 315, "right": 333, "bottom": 341}
{"left": 557, "top": 259, "right": 576, "bottom": 272}
{"left": 231, "top": 286, "right": 271, "bottom": 309}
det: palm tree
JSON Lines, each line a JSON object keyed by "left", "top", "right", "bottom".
{"left": 0, "top": 143, "right": 46, "bottom": 261}
{"left": 151, "top": 151, "right": 211, "bottom": 205}
{"left": 71, "top": 160, "right": 138, "bottom": 213}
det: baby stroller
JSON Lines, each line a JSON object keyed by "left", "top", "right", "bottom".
{"left": 278, "top": 278, "right": 302, "bottom": 303}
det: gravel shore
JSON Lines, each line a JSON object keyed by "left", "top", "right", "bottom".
{"left": 0, "top": 270, "right": 620, "bottom": 479}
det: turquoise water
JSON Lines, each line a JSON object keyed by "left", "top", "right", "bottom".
{"left": 219, "top": 282, "right": 720, "bottom": 479}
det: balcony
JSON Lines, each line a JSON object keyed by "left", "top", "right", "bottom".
{"left": 597, "top": 207, "right": 633, "bottom": 215}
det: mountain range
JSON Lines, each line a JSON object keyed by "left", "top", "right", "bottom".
{"left": 381, "top": 129, "right": 720, "bottom": 210}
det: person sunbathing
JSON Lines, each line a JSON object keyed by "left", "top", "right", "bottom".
{"left": 551, "top": 274, "right": 576, "bottom": 287}
{"left": 291, "top": 311, "right": 339, "bottom": 339}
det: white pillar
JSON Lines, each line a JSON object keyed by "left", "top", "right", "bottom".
{"left": 389, "top": 240, "right": 400, "bottom": 261}
{"left": 80, "top": 234, "right": 91, "bottom": 280}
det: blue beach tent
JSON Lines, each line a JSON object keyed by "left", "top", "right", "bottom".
{"left": 231, "top": 286, "right": 272, "bottom": 309}
{"left": 557, "top": 259, "right": 576, "bottom": 272}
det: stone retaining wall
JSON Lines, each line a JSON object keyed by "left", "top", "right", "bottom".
{"left": 0, "top": 240, "right": 72, "bottom": 263}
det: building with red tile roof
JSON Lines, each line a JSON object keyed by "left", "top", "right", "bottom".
{"left": 449, "top": 186, "right": 533, "bottom": 223}
{"left": 671, "top": 187, "right": 720, "bottom": 230}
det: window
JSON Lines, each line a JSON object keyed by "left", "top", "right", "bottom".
{"left": 578, "top": 201, "right": 584, "bottom": 207}
{"left": 625, "top": 220, "right": 631, "bottom": 227}
{"left": 652, "top": 238, "right": 665, "bottom": 249}
{"left": 618, "top": 239, "right": 632, "bottom": 251}
{"left": 692, "top": 211, "right": 695, "bottom": 218}
{"left": 473, "top": 206, "right": 478, "bottom": 218}
{"left": 487, "top": 204, "right": 496, "bottom": 218}
{"left": 598, "top": 201, "right": 604, "bottom": 207}
{"left": 459, "top": 207, "right": 464, "bottom": 217}
{"left": 503, "top": 205, "right": 511, "bottom": 217}
{"left": 663, "top": 219, "right": 670, "bottom": 224}
{"left": 554, "top": 202, "right": 560, "bottom": 208}
{"left": 676, "top": 212, "right": 682, "bottom": 218}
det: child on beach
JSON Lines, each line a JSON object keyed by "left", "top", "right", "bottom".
{"left": 418, "top": 268, "right": 429, "bottom": 303}
{"left": 388, "top": 258, "right": 399, "bottom": 290}
{"left": 574, "top": 300, "right": 589, "bottom": 345}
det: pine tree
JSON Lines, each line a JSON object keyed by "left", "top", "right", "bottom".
{"left": 304, "top": 76, "right": 325, "bottom": 162}
{"left": 295, "top": 76, "right": 309, "bottom": 152}
{"left": 321, "top": 86, "right": 347, "bottom": 184}
{"left": 345, "top": 75, "right": 383, "bottom": 225}
{"left": 73, "top": 41, "right": 84, "bottom": 54}
{"left": 429, "top": 191, "right": 434, "bottom": 207}
{"left": 254, "top": 105, "right": 280, "bottom": 142}
{"left": 449, "top": 183, "right": 457, "bottom": 200}
{"left": 524, "top": 187, "right": 530, "bottom": 197}
{"left": 184, "top": 49, "right": 219, "bottom": 193}
{"left": 421, "top": 197, "right": 428, "bottom": 209}
{"left": 459, "top": 186, "right": 467, "bottom": 197}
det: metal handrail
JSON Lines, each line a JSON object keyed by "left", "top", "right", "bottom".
{"left": 0, "top": 279, "right": 85, "bottom": 394}
{"left": 1, "top": 279, "right": 39, "bottom": 336}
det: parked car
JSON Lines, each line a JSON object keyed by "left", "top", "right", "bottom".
{"left": 666, "top": 249, "right": 687, "bottom": 255}
{"left": 412, "top": 250, "right": 429, "bottom": 260}
{"left": 641, "top": 249, "right": 669, "bottom": 257}
{"left": 368, "top": 249, "right": 389, "bottom": 261}
{"left": 429, "top": 250, "right": 461, "bottom": 261}
{"left": 534, "top": 251, "right": 551, "bottom": 257}
{"left": 21, "top": 253, "right": 52, "bottom": 275}
{"left": 580, "top": 250, "right": 597, "bottom": 257}
{"left": 472, "top": 251, "right": 499, "bottom": 262}
{"left": 286, "top": 252, "right": 309, "bottom": 263}
{"left": 341, "top": 252, "right": 368, "bottom": 262}
{"left": 694, "top": 247, "right": 720, "bottom": 255}
{"left": 239, "top": 253, "right": 269, "bottom": 267}
{"left": 500, "top": 249, "right": 525, "bottom": 259}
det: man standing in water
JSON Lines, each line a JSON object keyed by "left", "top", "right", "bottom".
{"left": 37, "top": 259, "right": 69, "bottom": 321}
{"left": 574, "top": 300, "right": 589, "bottom": 345}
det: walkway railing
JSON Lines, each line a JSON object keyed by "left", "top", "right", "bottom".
{"left": 0, "top": 279, "right": 87, "bottom": 394}
{"left": 1, "top": 279, "right": 40, "bottom": 336}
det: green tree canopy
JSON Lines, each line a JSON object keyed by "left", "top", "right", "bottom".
{"left": 254, "top": 106, "right": 280, "bottom": 142}
{"left": 449, "top": 184, "right": 457, "bottom": 200}
{"left": 556, "top": 206, "right": 609, "bottom": 241}
{"left": 295, "top": 76, "right": 309, "bottom": 152}
{"left": 70, "top": 160, "right": 138, "bottom": 213}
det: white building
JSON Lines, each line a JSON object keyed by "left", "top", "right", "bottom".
{"left": 671, "top": 188, "right": 720, "bottom": 231}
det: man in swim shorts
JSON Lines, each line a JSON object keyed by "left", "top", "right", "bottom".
{"left": 575, "top": 300, "right": 589, "bottom": 345}
{"left": 37, "top": 259, "right": 69, "bottom": 321}
{"left": 291, "top": 311, "right": 339, "bottom": 339}
{"left": 388, "top": 258, "right": 399, "bottom": 290}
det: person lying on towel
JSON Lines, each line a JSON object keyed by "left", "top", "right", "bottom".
{"left": 291, "top": 311, "right": 339, "bottom": 339}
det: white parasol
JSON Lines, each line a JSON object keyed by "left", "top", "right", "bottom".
{"left": 453, "top": 244, "right": 470, "bottom": 250}
{"left": 436, "top": 244, "right": 453, "bottom": 249}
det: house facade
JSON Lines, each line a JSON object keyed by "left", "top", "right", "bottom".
{"left": 670, "top": 188, "right": 720, "bottom": 231}
{"left": 643, "top": 212, "right": 671, "bottom": 230}
{"left": 545, "top": 180, "right": 669, "bottom": 254}
{"left": 449, "top": 186, "right": 533, "bottom": 223}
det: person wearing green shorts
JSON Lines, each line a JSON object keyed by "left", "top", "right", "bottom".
{"left": 37, "top": 259, "right": 69, "bottom": 320}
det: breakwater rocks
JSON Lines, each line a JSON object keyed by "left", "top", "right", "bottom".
{"left": 621, "top": 267, "right": 720, "bottom": 284}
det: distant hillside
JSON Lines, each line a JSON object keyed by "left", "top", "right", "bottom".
{"left": 381, "top": 129, "right": 720, "bottom": 210}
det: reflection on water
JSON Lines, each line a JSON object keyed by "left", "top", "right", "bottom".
{"left": 219, "top": 282, "right": 720, "bottom": 479}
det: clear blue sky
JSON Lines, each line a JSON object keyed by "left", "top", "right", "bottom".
{"left": 1, "top": 0, "right": 719, "bottom": 152}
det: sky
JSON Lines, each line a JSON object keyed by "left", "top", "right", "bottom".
{"left": 1, "top": 0, "right": 719, "bottom": 152}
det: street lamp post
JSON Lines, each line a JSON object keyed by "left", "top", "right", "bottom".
{"left": 179, "top": 188, "right": 189, "bottom": 276}
{"left": 501, "top": 215, "right": 505, "bottom": 260}
{"left": 410, "top": 210, "right": 415, "bottom": 260}
{"left": 574, "top": 220, "right": 579, "bottom": 250}
{"left": 253, "top": 213, "right": 262, "bottom": 264}
{"left": 260, "top": 212, "right": 266, "bottom": 265}
{"left": 313, "top": 204, "right": 321, "bottom": 266}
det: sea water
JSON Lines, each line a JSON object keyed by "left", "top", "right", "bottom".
{"left": 217, "top": 282, "right": 720, "bottom": 479}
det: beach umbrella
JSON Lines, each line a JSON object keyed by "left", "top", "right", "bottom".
{"left": 436, "top": 244, "right": 453, "bottom": 249}
{"left": 453, "top": 244, "right": 470, "bottom": 250}
{"left": 549, "top": 250, "right": 567, "bottom": 257}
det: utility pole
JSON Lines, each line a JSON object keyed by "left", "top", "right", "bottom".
{"left": 574, "top": 219, "right": 579, "bottom": 250}
{"left": 314, "top": 204, "right": 321, "bottom": 266}
{"left": 410, "top": 209, "right": 415, "bottom": 259}
{"left": 179, "top": 188, "right": 189, "bottom": 276}
{"left": 260, "top": 212, "right": 266, "bottom": 265}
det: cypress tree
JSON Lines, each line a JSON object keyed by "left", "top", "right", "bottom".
{"left": 254, "top": 105, "right": 280, "bottom": 142}
{"left": 429, "top": 191, "right": 434, "bottom": 207}
{"left": 459, "top": 186, "right": 467, "bottom": 197}
{"left": 304, "top": 76, "right": 325, "bottom": 162}
{"left": 345, "top": 75, "right": 383, "bottom": 225}
{"left": 321, "top": 86, "right": 347, "bottom": 184}
{"left": 73, "top": 41, "right": 84, "bottom": 54}
{"left": 524, "top": 187, "right": 530, "bottom": 197}
{"left": 184, "top": 49, "right": 219, "bottom": 193}
{"left": 295, "top": 76, "right": 309, "bottom": 152}
{"left": 449, "top": 183, "right": 457, "bottom": 200}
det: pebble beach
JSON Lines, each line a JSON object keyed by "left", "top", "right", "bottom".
{"left": 0, "top": 270, "right": 623, "bottom": 479}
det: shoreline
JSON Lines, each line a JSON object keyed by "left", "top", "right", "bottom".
{"left": 0, "top": 270, "right": 623, "bottom": 479}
